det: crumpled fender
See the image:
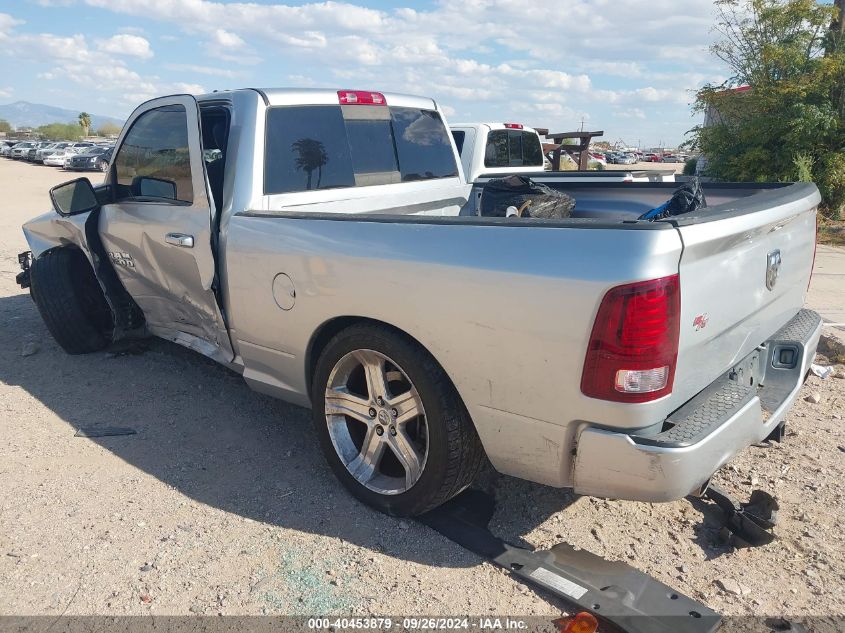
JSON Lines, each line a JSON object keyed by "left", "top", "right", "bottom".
{"left": 23, "top": 210, "right": 93, "bottom": 260}
{"left": 22, "top": 208, "right": 146, "bottom": 340}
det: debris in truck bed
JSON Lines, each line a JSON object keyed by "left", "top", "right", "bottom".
{"left": 480, "top": 175, "right": 575, "bottom": 219}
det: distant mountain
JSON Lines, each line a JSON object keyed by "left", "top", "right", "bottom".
{"left": 0, "top": 101, "right": 123, "bottom": 130}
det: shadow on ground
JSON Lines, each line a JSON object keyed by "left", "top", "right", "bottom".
{"left": 0, "top": 291, "right": 582, "bottom": 571}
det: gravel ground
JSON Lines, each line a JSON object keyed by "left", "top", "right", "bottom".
{"left": 0, "top": 158, "right": 843, "bottom": 622}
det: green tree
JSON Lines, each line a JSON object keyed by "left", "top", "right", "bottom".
{"left": 0, "top": 119, "right": 11, "bottom": 134}
{"left": 96, "top": 122, "right": 122, "bottom": 137}
{"left": 37, "top": 122, "right": 85, "bottom": 141}
{"left": 78, "top": 112, "right": 91, "bottom": 136}
{"left": 690, "top": 0, "right": 845, "bottom": 219}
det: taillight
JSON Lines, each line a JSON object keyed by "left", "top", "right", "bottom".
{"left": 503, "top": 123, "right": 523, "bottom": 129}
{"left": 581, "top": 275, "right": 680, "bottom": 403}
{"left": 337, "top": 90, "right": 386, "bottom": 106}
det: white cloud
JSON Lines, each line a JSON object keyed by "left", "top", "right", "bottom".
{"left": 172, "top": 82, "right": 206, "bottom": 95}
{"left": 211, "top": 28, "right": 244, "bottom": 49}
{"left": 164, "top": 63, "right": 239, "bottom": 79}
{"left": 619, "top": 108, "right": 647, "bottom": 120}
{"left": 0, "top": 12, "right": 24, "bottom": 39}
{"left": 15, "top": 33, "right": 94, "bottom": 63}
{"left": 0, "top": 86, "right": 12, "bottom": 99}
{"left": 633, "top": 86, "right": 690, "bottom": 104}
{"left": 96, "top": 34, "right": 153, "bottom": 59}
{"left": 3, "top": 25, "right": 179, "bottom": 107}
{"left": 3, "top": 0, "right": 729, "bottom": 142}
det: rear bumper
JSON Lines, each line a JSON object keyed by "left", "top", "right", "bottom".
{"left": 572, "top": 309, "right": 822, "bottom": 502}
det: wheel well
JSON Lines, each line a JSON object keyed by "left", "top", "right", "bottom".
{"left": 305, "top": 317, "right": 463, "bottom": 408}
{"left": 306, "top": 316, "right": 362, "bottom": 396}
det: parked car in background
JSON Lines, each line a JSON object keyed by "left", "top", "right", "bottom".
{"left": 65, "top": 146, "right": 113, "bottom": 171}
{"left": 25, "top": 142, "right": 53, "bottom": 162}
{"left": 34, "top": 142, "right": 59, "bottom": 162}
{"left": 43, "top": 146, "right": 80, "bottom": 167}
{"left": 37, "top": 142, "right": 71, "bottom": 163}
{"left": 607, "top": 152, "right": 637, "bottom": 165}
{"left": 589, "top": 152, "right": 607, "bottom": 166}
{"left": 93, "top": 148, "right": 113, "bottom": 172}
{"left": 643, "top": 153, "right": 663, "bottom": 162}
{"left": 1, "top": 140, "right": 18, "bottom": 157}
{"left": 10, "top": 141, "right": 37, "bottom": 159}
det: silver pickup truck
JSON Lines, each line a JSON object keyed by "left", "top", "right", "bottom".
{"left": 18, "top": 88, "right": 822, "bottom": 517}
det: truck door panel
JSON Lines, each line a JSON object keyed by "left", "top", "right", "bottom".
{"left": 98, "top": 95, "right": 234, "bottom": 363}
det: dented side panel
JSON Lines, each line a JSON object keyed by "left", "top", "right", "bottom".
{"left": 97, "top": 94, "right": 234, "bottom": 364}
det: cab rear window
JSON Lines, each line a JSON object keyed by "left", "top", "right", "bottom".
{"left": 484, "top": 130, "right": 543, "bottom": 168}
{"left": 264, "top": 104, "right": 458, "bottom": 195}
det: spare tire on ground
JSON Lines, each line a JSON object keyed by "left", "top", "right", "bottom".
{"left": 480, "top": 175, "right": 575, "bottom": 219}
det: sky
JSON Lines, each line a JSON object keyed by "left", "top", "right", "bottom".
{"left": 0, "top": 0, "right": 736, "bottom": 147}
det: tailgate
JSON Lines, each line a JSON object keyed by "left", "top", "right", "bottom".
{"left": 670, "top": 183, "right": 819, "bottom": 406}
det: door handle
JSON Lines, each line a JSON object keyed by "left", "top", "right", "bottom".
{"left": 165, "top": 233, "right": 194, "bottom": 248}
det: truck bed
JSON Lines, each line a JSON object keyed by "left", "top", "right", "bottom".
{"left": 465, "top": 179, "right": 807, "bottom": 222}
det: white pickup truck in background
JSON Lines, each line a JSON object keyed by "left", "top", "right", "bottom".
{"left": 450, "top": 122, "right": 548, "bottom": 182}
{"left": 451, "top": 122, "right": 678, "bottom": 215}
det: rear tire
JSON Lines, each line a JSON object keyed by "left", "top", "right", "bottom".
{"left": 29, "top": 248, "right": 113, "bottom": 354}
{"left": 312, "top": 323, "right": 484, "bottom": 516}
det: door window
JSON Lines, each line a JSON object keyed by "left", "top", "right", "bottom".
{"left": 113, "top": 104, "right": 194, "bottom": 203}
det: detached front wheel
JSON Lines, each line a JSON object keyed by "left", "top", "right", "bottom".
{"left": 312, "top": 324, "right": 484, "bottom": 516}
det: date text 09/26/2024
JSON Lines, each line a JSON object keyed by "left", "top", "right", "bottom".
{"left": 307, "top": 618, "right": 531, "bottom": 630}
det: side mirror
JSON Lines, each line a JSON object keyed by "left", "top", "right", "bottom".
{"left": 49, "top": 178, "right": 99, "bottom": 217}
{"left": 132, "top": 176, "right": 177, "bottom": 200}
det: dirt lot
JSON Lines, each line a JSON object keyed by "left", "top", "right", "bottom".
{"left": 0, "top": 158, "right": 843, "bottom": 622}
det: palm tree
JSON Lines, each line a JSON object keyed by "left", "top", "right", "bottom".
{"left": 78, "top": 112, "right": 92, "bottom": 137}
{"left": 291, "top": 138, "right": 328, "bottom": 189}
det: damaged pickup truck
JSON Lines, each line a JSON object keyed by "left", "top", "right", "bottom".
{"left": 18, "top": 88, "right": 822, "bottom": 517}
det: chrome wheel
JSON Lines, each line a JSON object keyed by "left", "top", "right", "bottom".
{"left": 324, "top": 349, "right": 428, "bottom": 495}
